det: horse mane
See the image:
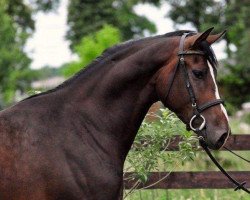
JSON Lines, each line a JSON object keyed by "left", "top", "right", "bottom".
{"left": 23, "top": 30, "right": 217, "bottom": 101}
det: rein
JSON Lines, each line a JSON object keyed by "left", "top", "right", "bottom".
{"left": 165, "top": 33, "right": 250, "bottom": 194}
{"left": 200, "top": 139, "right": 250, "bottom": 194}
{"left": 223, "top": 146, "right": 250, "bottom": 163}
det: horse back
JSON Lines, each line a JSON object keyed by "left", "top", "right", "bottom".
{"left": 0, "top": 97, "right": 123, "bottom": 200}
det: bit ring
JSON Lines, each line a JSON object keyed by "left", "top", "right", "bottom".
{"left": 189, "top": 114, "right": 206, "bottom": 131}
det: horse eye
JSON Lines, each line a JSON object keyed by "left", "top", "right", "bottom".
{"left": 192, "top": 70, "right": 204, "bottom": 79}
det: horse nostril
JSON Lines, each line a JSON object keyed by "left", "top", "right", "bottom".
{"left": 215, "top": 132, "right": 229, "bottom": 149}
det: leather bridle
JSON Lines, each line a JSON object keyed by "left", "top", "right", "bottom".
{"left": 165, "top": 32, "right": 250, "bottom": 194}
{"left": 165, "top": 32, "right": 224, "bottom": 132}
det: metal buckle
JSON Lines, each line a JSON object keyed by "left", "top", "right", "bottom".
{"left": 189, "top": 114, "right": 206, "bottom": 131}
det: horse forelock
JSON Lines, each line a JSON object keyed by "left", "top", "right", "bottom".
{"left": 200, "top": 41, "right": 218, "bottom": 73}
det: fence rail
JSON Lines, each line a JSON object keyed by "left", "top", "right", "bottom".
{"left": 166, "top": 134, "right": 250, "bottom": 151}
{"left": 124, "top": 171, "right": 250, "bottom": 189}
{"left": 124, "top": 134, "right": 250, "bottom": 190}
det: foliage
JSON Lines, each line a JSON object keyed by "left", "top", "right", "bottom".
{"left": 166, "top": 0, "right": 223, "bottom": 31}
{"left": 124, "top": 109, "right": 198, "bottom": 189}
{"left": 5, "top": 0, "right": 60, "bottom": 33}
{"left": 0, "top": 0, "right": 60, "bottom": 107}
{"left": 218, "top": 1, "right": 250, "bottom": 107}
{"left": 66, "top": 0, "right": 158, "bottom": 49}
{"left": 62, "top": 25, "right": 121, "bottom": 77}
{"left": 29, "top": 0, "right": 60, "bottom": 12}
{"left": 0, "top": 1, "right": 33, "bottom": 106}
{"left": 219, "top": 31, "right": 250, "bottom": 106}
{"left": 5, "top": 0, "right": 35, "bottom": 34}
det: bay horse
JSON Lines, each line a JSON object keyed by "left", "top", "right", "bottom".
{"left": 0, "top": 28, "right": 230, "bottom": 200}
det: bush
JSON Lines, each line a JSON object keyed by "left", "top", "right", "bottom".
{"left": 62, "top": 24, "right": 121, "bottom": 77}
{"left": 124, "top": 108, "right": 199, "bottom": 193}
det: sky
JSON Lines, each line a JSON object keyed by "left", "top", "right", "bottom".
{"left": 25, "top": 0, "right": 226, "bottom": 69}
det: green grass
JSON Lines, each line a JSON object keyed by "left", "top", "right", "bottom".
{"left": 125, "top": 189, "right": 250, "bottom": 200}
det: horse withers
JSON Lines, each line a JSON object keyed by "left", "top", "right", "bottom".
{"left": 0, "top": 28, "right": 229, "bottom": 199}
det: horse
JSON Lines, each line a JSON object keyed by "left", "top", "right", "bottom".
{"left": 0, "top": 27, "right": 230, "bottom": 200}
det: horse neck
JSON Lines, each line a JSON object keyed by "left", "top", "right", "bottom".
{"left": 64, "top": 39, "right": 174, "bottom": 160}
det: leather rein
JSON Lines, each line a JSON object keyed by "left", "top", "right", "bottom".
{"left": 165, "top": 32, "right": 250, "bottom": 194}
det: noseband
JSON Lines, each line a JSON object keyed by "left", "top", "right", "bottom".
{"left": 165, "top": 32, "right": 224, "bottom": 132}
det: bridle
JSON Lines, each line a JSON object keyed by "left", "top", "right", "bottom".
{"left": 165, "top": 32, "right": 250, "bottom": 194}
{"left": 165, "top": 32, "right": 224, "bottom": 132}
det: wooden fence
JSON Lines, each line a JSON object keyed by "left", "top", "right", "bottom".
{"left": 124, "top": 134, "right": 250, "bottom": 190}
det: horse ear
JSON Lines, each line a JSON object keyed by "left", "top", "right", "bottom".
{"left": 206, "top": 30, "right": 227, "bottom": 45}
{"left": 189, "top": 27, "right": 214, "bottom": 49}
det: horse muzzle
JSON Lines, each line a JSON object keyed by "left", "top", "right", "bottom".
{"left": 197, "top": 128, "right": 230, "bottom": 150}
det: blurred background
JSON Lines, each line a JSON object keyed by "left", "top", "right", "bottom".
{"left": 0, "top": 0, "right": 249, "bottom": 199}
{"left": 1, "top": 0, "right": 249, "bottom": 111}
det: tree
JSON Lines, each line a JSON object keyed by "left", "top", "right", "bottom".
{"left": 0, "top": 1, "right": 32, "bottom": 106}
{"left": 0, "top": 0, "right": 60, "bottom": 107}
{"left": 29, "top": 0, "right": 60, "bottom": 12}
{"left": 6, "top": 0, "right": 61, "bottom": 34}
{"left": 62, "top": 25, "right": 121, "bottom": 77}
{"left": 166, "top": 0, "right": 223, "bottom": 31}
{"left": 66, "top": 0, "right": 158, "bottom": 49}
{"left": 219, "top": 1, "right": 250, "bottom": 106}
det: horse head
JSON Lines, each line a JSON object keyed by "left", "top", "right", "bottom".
{"left": 156, "top": 28, "right": 230, "bottom": 150}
